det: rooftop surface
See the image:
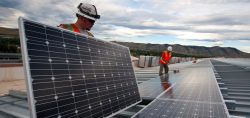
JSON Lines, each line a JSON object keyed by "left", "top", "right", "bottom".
{"left": 0, "top": 58, "right": 250, "bottom": 118}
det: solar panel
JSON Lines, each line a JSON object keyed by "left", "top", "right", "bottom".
{"left": 211, "top": 60, "right": 250, "bottom": 117}
{"left": 211, "top": 60, "right": 245, "bottom": 73}
{"left": 138, "top": 78, "right": 165, "bottom": 100}
{"left": 18, "top": 17, "right": 141, "bottom": 118}
{"left": 159, "top": 69, "right": 222, "bottom": 102}
{"left": 138, "top": 74, "right": 182, "bottom": 100}
{"left": 133, "top": 99, "right": 227, "bottom": 118}
{"left": 133, "top": 60, "right": 229, "bottom": 118}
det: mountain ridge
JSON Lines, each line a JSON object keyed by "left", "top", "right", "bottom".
{"left": 0, "top": 27, "right": 19, "bottom": 37}
{"left": 113, "top": 41, "right": 250, "bottom": 58}
{"left": 0, "top": 27, "right": 249, "bottom": 58}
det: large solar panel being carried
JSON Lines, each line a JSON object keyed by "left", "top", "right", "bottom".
{"left": 18, "top": 17, "right": 141, "bottom": 118}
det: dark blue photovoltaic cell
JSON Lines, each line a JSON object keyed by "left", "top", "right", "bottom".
{"left": 20, "top": 19, "right": 140, "bottom": 118}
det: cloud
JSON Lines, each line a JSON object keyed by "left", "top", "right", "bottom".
{"left": 0, "top": 0, "right": 21, "bottom": 8}
{"left": 0, "top": 0, "right": 250, "bottom": 52}
{"left": 177, "top": 32, "right": 220, "bottom": 40}
{"left": 0, "top": 0, "right": 81, "bottom": 27}
{"left": 184, "top": 13, "right": 250, "bottom": 26}
{"left": 239, "top": 46, "right": 250, "bottom": 53}
{"left": 0, "top": 7, "right": 25, "bottom": 28}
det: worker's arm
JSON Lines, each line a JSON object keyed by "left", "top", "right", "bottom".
{"left": 87, "top": 31, "right": 94, "bottom": 37}
{"left": 167, "top": 53, "right": 172, "bottom": 65}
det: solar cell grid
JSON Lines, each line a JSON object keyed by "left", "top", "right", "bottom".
{"left": 133, "top": 60, "right": 229, "bottom": 118}
{"left": 19, "top": 18, "right": 141, "bottom": 118}
{"left": 138, "top": 70, "right": 192, "bottom": 100}
{"left": 159, "top": 68, "right": 222, "bottom": 103}
{"left": 133, "top": 99, "right": 227, "bottom": 118}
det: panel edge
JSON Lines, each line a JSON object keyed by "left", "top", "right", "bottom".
{"left": 18, "top": 17, "right": 37, "bottom": 118}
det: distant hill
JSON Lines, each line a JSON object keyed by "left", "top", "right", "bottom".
{"left": 0, "top": 27, "right": 249, "bottom": 58}
{"left": 114, "top": 41, "right": 250, "bottom": 58}
{"left": 0, "top": 27, "right": 19, "bottom": 38}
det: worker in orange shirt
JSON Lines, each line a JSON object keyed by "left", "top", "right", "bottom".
{"left": 59, "top": 3, "right": 100, "bottom": 37}
{"left": 159, "top": 46, "right": 172, "bottom": 76}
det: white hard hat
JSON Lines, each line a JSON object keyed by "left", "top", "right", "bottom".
{"left": 167, "top": 46, "right": 172, "bottom": 51}
{"left": 77, "top": 3, "right": 100, "bottom": 21}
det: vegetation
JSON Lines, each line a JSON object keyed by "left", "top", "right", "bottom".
{"left": 0, "top": 36, "right": 208, "bottom": 58}
{"left": 0, "top": 37, "right": 20, "bottom": 53}
{"left": 130, "top": 49, "right": 208, "bottom": 58}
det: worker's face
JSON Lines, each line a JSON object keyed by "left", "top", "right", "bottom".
{"left": 167, "top": 49, "right": 172, "bottom": 52}
{"left": 80, "top": 17, "right": 95, "bottom": 31}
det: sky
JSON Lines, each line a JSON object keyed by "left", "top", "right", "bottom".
{"left": 1, "top": 0, "right": 250, "bottom": 53}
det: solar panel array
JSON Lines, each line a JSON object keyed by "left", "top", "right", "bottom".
{"left": 19, "top": 18, "right": 141, "bottom": 118}
{"left": 133, "top": 60, "right": 229, "bottom": 118}
{"left": 138, "top": 79, "right": 165, "bottom": 100}
{"left": 138, "top": 73, "right": 182, "bottom": 100}
{"left": 211, "top": 60, "right": 250, "bottom": 117}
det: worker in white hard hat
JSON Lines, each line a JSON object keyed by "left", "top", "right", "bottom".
{"left": 59, "top": 3, "right": 100, "bottom": 37}
{"left": 159, "top": 46, "right": 172, "bottom": 76}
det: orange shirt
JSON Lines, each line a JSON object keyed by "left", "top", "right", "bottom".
{"left": 160, "top": 50, "right": 171, "bottom": 64}
{"left": 59, "top": 24, "right": 94, "bottom": 37}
